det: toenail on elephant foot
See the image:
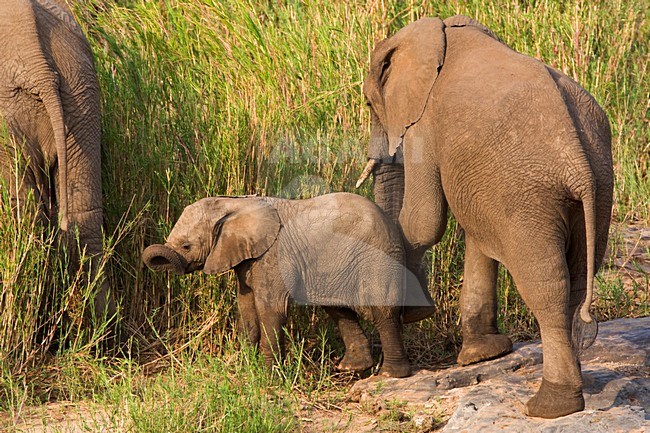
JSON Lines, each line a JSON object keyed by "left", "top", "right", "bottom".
{"left": 526, "top": 378, "right": 584, "bottom": 418}
{"left": 457, "top": 333, "right": 513, "bottom": 366}
{"left": 379, "top": 363, "right": 411, "bottom": 378}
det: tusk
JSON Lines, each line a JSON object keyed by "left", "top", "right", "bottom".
{"left": 355, "top": 159, "right": 378, "bottom": 188}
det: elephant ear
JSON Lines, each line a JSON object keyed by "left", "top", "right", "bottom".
{"left": 204, "top": 199, "right": 281, "bottom": 275}
{"left": 363, "top": 17, "right": 446, "bottom": 156}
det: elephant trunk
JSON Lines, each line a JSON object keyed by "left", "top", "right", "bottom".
{"left": 371, "top": 163, "right": 434, "bottom": 323}
{"left": 142, "top": 244, "right": 188, "bottom": 275}
{"left": 372, "top": 163, "right": 405, "bottom": 224}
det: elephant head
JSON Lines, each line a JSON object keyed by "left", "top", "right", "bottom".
{"left": 364, "top": 18, "right": 446, "bottom": 159}
{"left": 355, "top": 17, "right": 446, "bottom": 224}
{"left": 357, "top": 16, "right": 497, "bottom": 222}
{"left": 143, "top": 197, "right": 281, "bottom": 275}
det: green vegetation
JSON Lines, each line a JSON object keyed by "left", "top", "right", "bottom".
{"left": 1, "top": 0, "right": 648, "bottom": 431}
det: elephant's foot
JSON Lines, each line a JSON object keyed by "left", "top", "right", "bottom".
{"left": 457, "top": 333, "right": 513, "bottom": 366}
{"left": 336, "top": 343, "right": 374, "bottom": 373}
{"left": 379, "top": 362, "right": 411, "bottom": 378}
{"left": 402, "top": 305, "right": 435, "bottom": 324}
{"left": 526, "top": 378, "right": 584, "bottom": 418}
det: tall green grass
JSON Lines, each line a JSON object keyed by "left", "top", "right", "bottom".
{"left": 0, "top": 0, "right": 647, "bottom": 428}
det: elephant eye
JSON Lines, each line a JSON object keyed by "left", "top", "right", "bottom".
{"left": 181, "top": 243, "right": 191, "bottom": 251}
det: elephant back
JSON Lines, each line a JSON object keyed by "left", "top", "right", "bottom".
{"left": 270, "top": 193, "right": 409, "bottom": 308}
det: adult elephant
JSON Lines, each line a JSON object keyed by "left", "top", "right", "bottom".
{"left": 0, "top": 1, "right": 115, "bottom": 333}
{"left": 356, "top": 15, "right": 613, "bottom": 418}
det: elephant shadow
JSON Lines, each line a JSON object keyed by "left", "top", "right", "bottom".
{"left": 582, "top": 366, "right": 649, "bottom": 408}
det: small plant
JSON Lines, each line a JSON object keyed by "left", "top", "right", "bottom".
{"left": 376, "top": 399, "right": 415, "bottom": 431}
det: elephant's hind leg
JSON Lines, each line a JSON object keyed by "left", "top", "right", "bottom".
{"left": 374, "top": 308, "right": 411, "bottom": 378}
{"left": 324, "top": 307, "right": 373, "bottom": 373}
{"left": 516, "top": 273, "right": 584, "bottom": 418}
{"left": 399, "top": 164, "right": 447, "bottom": 323}
{"left": 0, "top": 142, "right": 49, "bottom": 224}
{"left": 457, "top": 236, "right": 512, "bottom": 366}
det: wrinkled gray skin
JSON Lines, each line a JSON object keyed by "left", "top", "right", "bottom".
{"left": 360, "top": 16, "right": 613, "bottom": 418}
{"left": 143, "top": 193, "right": 429, "bottom": 378}
{"left": 0, "top": 1, "right": 115, "bottom": 328}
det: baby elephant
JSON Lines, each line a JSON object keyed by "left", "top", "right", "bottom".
{"left": 143, "top": 193, "right": 428, "bottom": 377}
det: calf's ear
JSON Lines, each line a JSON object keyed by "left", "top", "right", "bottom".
{"left": 204, "top": 199, "right": 281, "bottom": 275}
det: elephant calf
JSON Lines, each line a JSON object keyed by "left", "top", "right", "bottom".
{"left": 143, "top": 193, "right": 429, "bottom": 378}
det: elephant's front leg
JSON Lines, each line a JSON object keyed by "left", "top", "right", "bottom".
{"left": 457, "top": 236, "right": 513, "bottom": 365}
{"left": 399, "top": 163, "right": 448, "bottom": 267}
{"left": 398, "top": 161, "right": 449, "bottom": 323}
{"left": 255, "top": 298, "right": 287, "bottom": 367}
{"left": 323, "top": 307, "right": 373, "bottom": 372}
{"left": 373, "top": 307, "right": 410, "bottom": 378}
{"left": 236, "top": 276, "right": 260, "bottom": 346}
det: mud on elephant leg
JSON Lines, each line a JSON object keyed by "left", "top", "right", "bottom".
{"left": 324, "top": 307, "right": 373, "bottom": 372}
{"left": 457, "top": 237, "right": 512, "bottom": 365}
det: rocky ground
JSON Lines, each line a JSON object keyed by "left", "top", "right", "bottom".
{"left": 306, "top": 316, "right": 649, "bottom": 432}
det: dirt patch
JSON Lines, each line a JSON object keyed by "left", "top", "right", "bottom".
{"left": 2, "top": 401, "right": 120, "bottom": 433}
{"left": 298, "top": 395, "right": 456, "bottom": 433}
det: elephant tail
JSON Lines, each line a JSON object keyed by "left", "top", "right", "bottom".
{"left": 39, "top": 74, "right": 69, "bottom": 231}
{"left": 568, "top": 171, "right": 600, "bottom": 352}
{"left": 579, "top": 181, "right": 597, "bottom": 325}
{"left": 18, "top": 1, "right": 70, "bottom": 231}
{"left": 566, "top": 166, "right": 597, "bottom": 326}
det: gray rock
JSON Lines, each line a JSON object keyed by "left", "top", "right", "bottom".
{"left": 350, "top": 317, "right": 650, "bottom": 432}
